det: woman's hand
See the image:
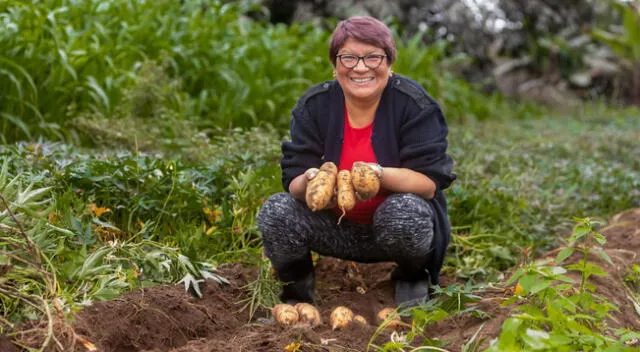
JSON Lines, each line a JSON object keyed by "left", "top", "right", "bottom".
{"left": 289, "top": 167, "right": 337, "bottom": 208}
{"left": 352, "top": 162, "right": 436, "bottom": 200}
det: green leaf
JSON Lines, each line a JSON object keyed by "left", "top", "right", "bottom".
{"left": 1, "top": 112, "right": 31, "bottom": 139}
{"left": 593, "top": 231, "right": 607, "bottom": 245}
{"left": 594, "top": 247, "right": 613, "bottom": 265}
{"left": 571, "top": 224, "right": 590, "bottom": 242}
{"left": 506, "top": 267, "right": 526, "bottom": 285}
{"left": 621, "top": 3, "right": 640, "bottom": 60}
{"left": 530, "top": 280, "right": 552, "bottom": 295}
{"left": 178, "top": 273, "right": 204, "bottom": 298}
{"left": 522, "top": 328, "right": 550, "bottom": 350}
{"left": 555, "top": 247, "right": 575, "bottom": 264}
{"left": 547, "top": 333, "right": 572, "bottom": 347}
{"left": 518, "top": 274, "right": 537, "bottom": 293}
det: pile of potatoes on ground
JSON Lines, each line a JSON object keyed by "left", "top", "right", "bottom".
{"left": 305, "top": 161, "right": 381, "bottom": 222}
{"left": 271, "top": 303, "right": 405, "bottom": 330}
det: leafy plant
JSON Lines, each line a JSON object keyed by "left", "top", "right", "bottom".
{"left": 592, "top": 1, "right": 640, "bottom": 63}
{"left": 368, "top": 282, "right": 487, "bottom": 351}
{"left": 0, "top": 0, "right": 550, "bottom": 143}
{"left": 0, "top": 157, "right": 226, "bottom": 348}
{"left": 592, "top": 0, "right": 640, "bottom": 104}
{"left": 488, "top": 217, "right": 639, "bottom": 351}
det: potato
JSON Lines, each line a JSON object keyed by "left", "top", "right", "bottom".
{"left": 319, "top": 162, "right": 338, "bottom": 175}
{"left": 376, "top": 307, "right": 403, "bottom": 329}
{"left": 295, "top": 303, "right": 321, "bottom": 328}
{"left": 351, "top": 162, "right": 380, "bottom": 201}
{"left": 336, "top": 170, "right": 356, "bottom": 223}
{"left": 272, "top": 304, "right": 299, "bottom": 326}
{"left": 305, "top": 162, "right": 338, "bottom": 211}
{"left": 329, "top": 306, "right": 354, "bottom": 330}
{"left": 353, "top": 315, "right": 368, "bottom": 325}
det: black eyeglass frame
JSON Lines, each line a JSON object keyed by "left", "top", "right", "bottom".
{"left": 335, "top": 54, "right": 387, "bottom": 69}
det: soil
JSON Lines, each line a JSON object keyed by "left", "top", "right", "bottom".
{"left": 9, "top": 209, "right": 640, "bottom": 351}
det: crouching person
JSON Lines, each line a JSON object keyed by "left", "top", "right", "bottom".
{"left": 257, "top": 16, "right": 456, "bottom": 308}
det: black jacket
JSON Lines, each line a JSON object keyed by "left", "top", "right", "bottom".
{"left": 280, "top": 74, "right": 456, "bottom": 285}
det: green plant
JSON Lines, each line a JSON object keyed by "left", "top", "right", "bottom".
{"left": 237, "top": 256, "right": 282, "bottom": 322}
{"left": 0, "top": 0, "right": 550, "bottom": 144}
{"left": 368, "top": 283, "right": 487, "bottom": 351}
{"left": 488, "top": 217, "right": 639, "bottom": 351}
{"left": 0, "top": 157, "right": 226, "bottom": 346}
{"left": 556, "top": 218, "right": 612, "bottom": 292}
{"left": 592, "top": 0, "right": 640, "bottom": 104}
{"left": 592, "top": 1, "right": 640, "bottom": 63}
{"left": 624, "top": 264, "right": 640, "bottom": 293}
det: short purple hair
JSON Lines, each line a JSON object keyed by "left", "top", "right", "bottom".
{"left": 329, "top": 16, "right": 397, "bottom": 67}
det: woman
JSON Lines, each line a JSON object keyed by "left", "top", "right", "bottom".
{"left": 257, "top": 16, "right": 456, "bottom": 308}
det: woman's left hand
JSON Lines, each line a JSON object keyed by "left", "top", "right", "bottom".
{"left": 359, "top": 164, "right": 437, "bottom": 200}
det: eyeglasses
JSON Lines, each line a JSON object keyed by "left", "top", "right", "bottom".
{"left": 336, "top": 54, "right": 387, "bottom": 69}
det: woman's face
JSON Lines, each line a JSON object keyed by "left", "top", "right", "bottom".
{"left": 335, "top": 38, "right": 391, "bottom": 104}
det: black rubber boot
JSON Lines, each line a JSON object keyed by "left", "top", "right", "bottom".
{"left": 391, "top": 266, "right": 431, "bottom": 308}
{"left": 273, "top": 254, "right": 316, "bottom": 305}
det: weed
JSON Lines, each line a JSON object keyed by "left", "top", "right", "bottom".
{"left": 488, "top": 218, "right": 639, "bottom": 351}
{"left": 238, "top": 256, "right": 283, "bottom": 322}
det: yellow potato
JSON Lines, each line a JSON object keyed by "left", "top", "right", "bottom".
{"left": 329, "top": 306, "right": 354, "bottom": 330}
{"left": 295, "top": 303, "right": 321, "bottom": 328}
{"left": 376, "top": 307, "right": 403, "bottom": 329}
{"left": 351, "top": 162, "right": 380, "bottom": 201}
{"left": 272, "top": 304, "right": 299, "bottom": 326}
{"left": 319, "top": 162, "right": 338, "bottom": 175}
{"left": 305, "top": 162, "right": 338, "bottom": 211}
{"left": 336, "top": 170, "right": 356, "bottom": 223}
{"left": 353, "top": 315, "right": 368, "bottom": 325}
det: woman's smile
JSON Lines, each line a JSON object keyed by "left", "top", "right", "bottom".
{"left": 350, "top": 76, "right": 375, "bottom": 84}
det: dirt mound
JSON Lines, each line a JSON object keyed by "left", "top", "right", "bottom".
{"left": 8, "top": 209, "right": 640, "bottom": 351}
{"left": 70, "top": 260, "right": 398, "bottom": 352}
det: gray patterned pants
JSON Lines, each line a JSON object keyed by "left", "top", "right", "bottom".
{"left": 257, "top": 192, "right": 435, "bottom": 279}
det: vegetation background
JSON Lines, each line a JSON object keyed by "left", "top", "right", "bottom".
{"left": 0, "top": 0, "right": 639, "bottom": 350}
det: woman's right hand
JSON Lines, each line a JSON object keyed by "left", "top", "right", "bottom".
{"left": 288, "top": 167, "right": 320, "bottom": 201}
{"left": 290, "top": 167, "right": 337, "bottom": 209}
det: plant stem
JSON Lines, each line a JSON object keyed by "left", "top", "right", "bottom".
{"left": 580, "top": 247, "right": 589, "bottom": 293}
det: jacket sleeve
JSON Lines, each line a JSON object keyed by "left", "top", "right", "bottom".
{"left": 398, "top": 103, "right": 456, "bottom": 191}
{"left": 280, "top": 104, "right": 324, "bottom": 192}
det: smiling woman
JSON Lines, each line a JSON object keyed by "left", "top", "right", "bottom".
{"left": 257, "top": 16, "right": 456, "bottom": 309}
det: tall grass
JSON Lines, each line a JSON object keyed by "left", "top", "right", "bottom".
{"left": 1, "top": 0, "right": 542, "bottom": 143}
{"left": 0, "top": 0, "right": 327, "bottom": 141}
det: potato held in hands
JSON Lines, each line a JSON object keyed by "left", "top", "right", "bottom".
{"left": 336, "top": 170, "right": 356, "bottom": 223}
{"left": 351, "top": 162, "right": 381, "bottom": 201}
{"left": 305, "top": 162, "right": 338, "bottom": 211}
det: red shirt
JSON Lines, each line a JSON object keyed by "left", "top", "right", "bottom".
{"left": 333, "top": 109, "right": 387, "bottom": 223}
